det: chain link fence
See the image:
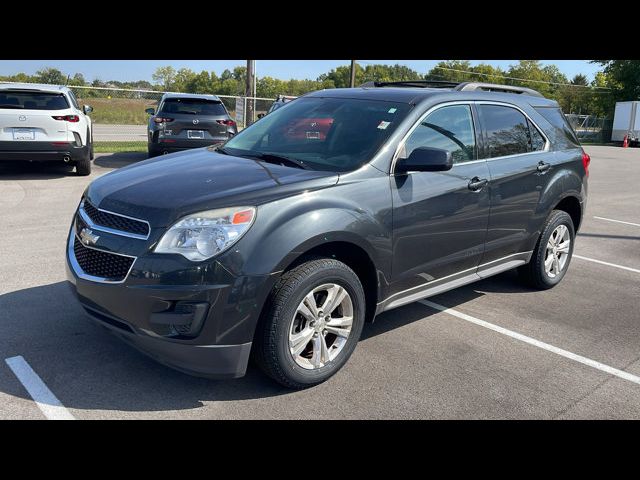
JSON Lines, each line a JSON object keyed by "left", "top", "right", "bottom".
{"left": 67, "top": 85, "right": 278, "bottom": 152}
{"left": 564, "top": 114, "right": 613, "bottom": 144}
{"left": 1, "top": 82, "right": 279, "bottom": 153}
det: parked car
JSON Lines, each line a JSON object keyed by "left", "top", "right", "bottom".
{"left": 0, "top": 83, "right": 93, "bottom": 175}
{"left": 66, "top": 81, "right": 588, "bottom": 388}
{"left": 257, "top": 95, "right": 296, "bottom": 119}
{"left": 146, "top": 93, "right": 237, "bottom": 157}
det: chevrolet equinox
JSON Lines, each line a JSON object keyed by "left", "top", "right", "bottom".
{"left": 66, "top": 81, "right": 589, "bottom": 388}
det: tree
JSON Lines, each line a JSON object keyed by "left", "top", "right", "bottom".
{"left": 592, "top": 60, "right": 640, "bottom": 101}
{"left": 171, "top": 68, "right": 195, "bottom": 92}
{"left": 68, "top": 73, "right": 86, "bottom": 87}
{"left": 152, "top": 66, "right": 177, "bottom": 91}
{"left": 36, "top": 67, "right": 66, "bottom": 85}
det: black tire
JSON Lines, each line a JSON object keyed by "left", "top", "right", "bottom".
{"left": 75, "top": 149, "right": 92, "bottom": 176}
{"left": 147, "top": 145, "right": 159, "bottom": 158}
{"left": 253, "top": 258, "right": 366, "bottom": 389}
{"left": 518, "top": 210, "right": 575, "bottom": 289}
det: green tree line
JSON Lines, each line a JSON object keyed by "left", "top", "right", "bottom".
{"left": 2, "top": 61, "right": 638, "bottom": 118}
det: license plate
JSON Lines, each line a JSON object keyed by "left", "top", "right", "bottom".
{"left": 306, "top": 131, "right": 320, "bottom": 139}
{"left": 13, "top": 129, "right": 35, "bottom": 141}
{"left": 187, "top": 130, "right": 204, "bottom": 139}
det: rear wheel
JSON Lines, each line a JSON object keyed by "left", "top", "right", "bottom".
{"left": 253, "top": 258, "right": 366, "bottom": 389}
{"left": 75, "top": 149, "right": 92, "bottom": 176}
{"left": 148, "top": 145, "right": 159, "bottom": 158}
{"left": 518, "top": 210, "right": 575, "bottom": 289}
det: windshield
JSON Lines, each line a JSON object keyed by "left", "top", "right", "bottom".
{"left": 160, "top": 98, "right": 227, "bottom": 116}
{"left": 222, "top": 96, "right": 411, "bottom": 172}
{"left": 0, "top": 91, "right": 69, "bottom": 110}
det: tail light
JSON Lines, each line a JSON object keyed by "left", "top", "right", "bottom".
{"left": 154, "top": 117, "right": 174, "bottom": 124}
{"left": 581, "top": 150, "right": 590, "bottom": 177}
{"left": 52, "top": 115, "right": 80, "bottom": 122}
{"left": 216, "top": 119, "right": 236, "bottom": 127}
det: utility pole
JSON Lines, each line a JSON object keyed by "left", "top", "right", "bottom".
{"left": 246, "top": 60, "right": 256, "bottom": 126}
{"left": 349, "top": 60, "right": 356, "bottom": 87}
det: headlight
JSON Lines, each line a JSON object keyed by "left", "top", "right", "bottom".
{"left": 154, "top": 206, "right": 256, "bottom": 261}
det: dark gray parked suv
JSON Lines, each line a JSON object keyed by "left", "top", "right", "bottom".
{"left": 67, "top": 81, "right": 589, "bottom": 388}
{"left": 146, "top": 93, "right": 237, "bottom": 157}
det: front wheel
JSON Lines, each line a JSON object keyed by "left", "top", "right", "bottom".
{"left": 519, "top": 210, "right": 575, "bottom": 289}
{"left": 253, "top": 258, "right": 366, "bottom": 389}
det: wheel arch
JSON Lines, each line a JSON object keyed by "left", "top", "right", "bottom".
{"left": 552, "top": 194, "right": 582, "bottom": 231}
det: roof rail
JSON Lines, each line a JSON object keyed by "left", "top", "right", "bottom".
{"left": 455, "top": 82, "right": 544, "bottom": 98}
{"left": 360, "top": 80, "right": 460, "bottom": 89}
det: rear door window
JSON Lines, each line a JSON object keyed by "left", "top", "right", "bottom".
{"left": 528, "top": 119, "right": 546, "bottom": 151}
{"left": 478, "top": 105, "right": 530, "bottom": 158}
{"left": 160, "top": 98, "right": 227, "bottom": 116}
{"left": 0, "top": 91, "right": 70, "bottom": 110}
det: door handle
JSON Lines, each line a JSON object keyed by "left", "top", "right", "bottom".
{"left": 537, "top": 161, "right": 551, "bottom": 173}
{"left": 468, "top": 177, "right": 488, "bottom": 191}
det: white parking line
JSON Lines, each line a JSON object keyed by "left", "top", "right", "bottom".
{"left": 594, "top": 216, "right": 640, "bottom": 228}
{"left": 4, "top": 356, "right": 75, "bottom": 420}
{"left": 419, "top": 300, "right": 640, "bottom": 386}
{"left": 573, "top": 255, "right": 640, "bottom": 274}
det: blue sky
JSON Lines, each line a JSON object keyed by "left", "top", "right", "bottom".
{"left": 0, "top": 60, "right": 600, "bottom": 83}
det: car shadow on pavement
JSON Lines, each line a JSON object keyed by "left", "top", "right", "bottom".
{"left": 93, "top": 152, "right": 149, "bottom": 169}
{"left": 0, "top": 273, "right": 532, "bottom": 415}
{"left": 0, "top": 161, "right": 75, "bottom": 180}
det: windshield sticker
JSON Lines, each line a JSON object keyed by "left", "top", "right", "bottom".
{"left": 377, "top": 121, "right": 391, "bottom": 130}
{"left": 388, "top": 108, "right": 397, "bottom": 113}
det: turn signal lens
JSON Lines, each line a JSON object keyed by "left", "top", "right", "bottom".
{"left": 232, "top": 209, "right": 254, "bottom": 225}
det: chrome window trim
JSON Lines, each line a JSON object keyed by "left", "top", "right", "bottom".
{"left": 378, "top": 251, "right": 533, "bottom": 305}
{"left": 68, "top": 226, "right": 137, "bottom": 285}
{"left": 390, "top": 100, "right": 551, "bottom": 174}
{"left": 79, "top": 200, "right": 150, "bottom": 240}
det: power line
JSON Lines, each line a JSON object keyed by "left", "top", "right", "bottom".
{"left": 431, "top": 66, "right": 611, "bottom": 90}
{"left": 356, "top": 61, "right": 611, "bottom": 91}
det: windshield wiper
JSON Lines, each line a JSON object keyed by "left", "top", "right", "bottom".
{"left": 249, "top": 153, "right": 312, "bottom": 170}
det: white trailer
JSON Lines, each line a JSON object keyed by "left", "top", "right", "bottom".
{"left": 612, "top": 101, "right": 640, "bottom": 145}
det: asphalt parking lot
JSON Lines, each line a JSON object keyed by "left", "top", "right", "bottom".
{"left": 1, "top": 145, "right": 639, "bottom": 419}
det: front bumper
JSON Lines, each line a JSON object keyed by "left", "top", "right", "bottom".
{"left": 0, "top": 141, "right": 88, "bottom": 162}
{"left": 65, "top": 221, "right": 274, "bottom": 379}
{"left": 81, "top": 302, "right": 251, "bottom": 378}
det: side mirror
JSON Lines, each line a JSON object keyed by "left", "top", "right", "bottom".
{"left": 257, "top": 113, "right": 265, "bottom": 119}
{"left": 145, "top": 108, "right": 155, "bottom": 115}
{"left": 83, "top": 105, "right": 93, "bottom": 114}
{"left": 395, "top": 147, "right": 453, "bottom": 174}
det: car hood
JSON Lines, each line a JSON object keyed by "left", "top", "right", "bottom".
{"left": 85, "top": 148, "right": 339, "bottom": 228}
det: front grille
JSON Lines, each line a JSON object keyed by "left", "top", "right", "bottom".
{"left": 73, "top": 236, "right": 135, "bottom": 281}
{"left": 82, "top": 200, "right": 149, "bottom": 237}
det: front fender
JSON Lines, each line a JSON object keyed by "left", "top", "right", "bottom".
{"left": 216, "top": 169, "right": 393, "bottom": 280}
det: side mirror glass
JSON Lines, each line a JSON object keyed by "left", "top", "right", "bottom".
{"left": 83, "top": 105, "right": 93, "bottom": 114}
{"left": 145, "top": 108, "right": 155, "bottom": 115}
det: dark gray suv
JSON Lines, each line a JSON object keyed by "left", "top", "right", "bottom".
{"left": 146, "top": 93, "right": 237, "bottom": 157}
{"left": 67, "top": 81, "right": 588, "bottom": 389}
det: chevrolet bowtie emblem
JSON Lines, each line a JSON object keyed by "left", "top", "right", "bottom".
{"left": 80, "top": 227, "right": 100, "bottom": 246}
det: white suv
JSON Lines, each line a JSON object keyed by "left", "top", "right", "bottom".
{"left": 0, "top": 83, "right": 93, "bottom": 175}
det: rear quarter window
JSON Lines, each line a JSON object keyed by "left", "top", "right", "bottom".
{"left": 533, "top": 107, "right": 580, "bottom": 149}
